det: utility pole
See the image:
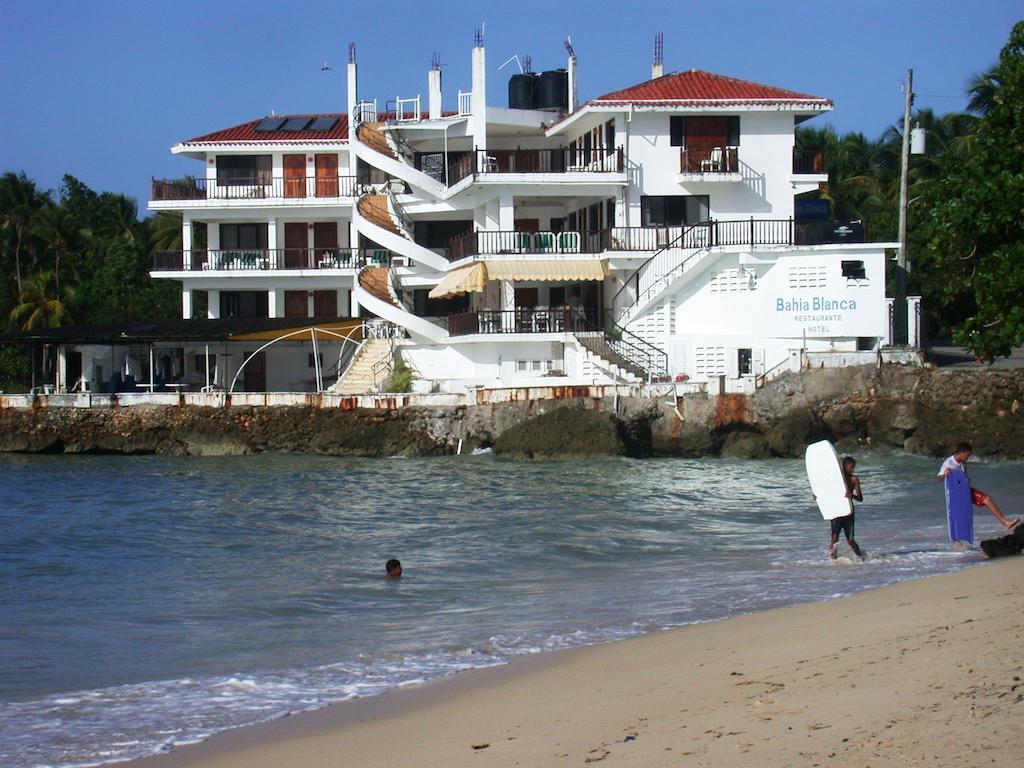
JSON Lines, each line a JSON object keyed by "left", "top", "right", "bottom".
{"left": 893, "top": 68, "right": 914, "bottom": 346}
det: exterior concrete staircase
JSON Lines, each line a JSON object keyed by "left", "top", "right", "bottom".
{"left": 576, "top": 334, "right": 647, "bottom": 381}
{"left": 353, "top": 193, "right": 448, "bottom": 272}
{"left": 356, "top": 123, "right": 398, "bottom": 161}
{"left": 357, "top": 194, "right": 404, "bottom": 237}
{"left": 331, "top": 338, "right": 393, "bottom": 394}
{"left": 358, "top": 266, "right": 399, "bottom": 307}
{"left": 353, "top": 121, "right": 448, "bottom": 198}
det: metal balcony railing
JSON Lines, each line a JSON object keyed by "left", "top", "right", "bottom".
{"left": 151, "top": 248, "right": 391, "bottom": 272}
{"left": 679, "top": 146, "right": 739, "bottom": 174}
{"left": 151, "top": 176, "right": 358, "bottom": 202}
{"left": 793, "top": 150, "right": 826, "bottom": 174}
{"left": 447, "top": 307, "right": 597, "bottom": 336}
{"left": 446, "top": 230, "right": 587, "bottom": 261}
{"left": 448, "top": 147, "right": 624, "bottom": 184}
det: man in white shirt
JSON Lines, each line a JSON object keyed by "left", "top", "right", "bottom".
{"left": 937, "top": 442, "right": 1020, "bottom": 530}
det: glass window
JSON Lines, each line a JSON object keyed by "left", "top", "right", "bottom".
{"left": 216, "top": 155, "right": 272, "bottom": 184}
{"left": 219, "top": 223, "right": 268, "bottom": 250}
{"left": 641, "top": 195, "right": 710, "bottom": 226}
{"left": 842, "top": 260, "right": 867, "bottom": 279}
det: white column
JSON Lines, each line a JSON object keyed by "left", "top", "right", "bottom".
{"left": 182, "top": 288, "right": 193, "bottom": 319}
{"left": 267, "top": 218, "right": 278, "bottom": 266}
{"left": 207, "top": 289, "right": 220, "bottom": 319}
{"left": 57, "top": 348, "right": 66, "bottom": 392}
{"left": 351, "top": 290, "right": 361, "bottom": 317}
{"left": 307, "top": 291, "right": 316, "bottom": 317}
{"left": 501, "top": 279, "right": 515, "bottom": 332}
{"left": 348, "top": 48, "right": 359, "bottom": 190}
{"left": 268, "top": 289, "right": 283, "bottom": 318}
{"left": 182, "top": 216, "right": 192, "bottom": 269}
{"left": 428, "top": 66, "right": 442, "bottom": 120}
{"left": 498, "top": 190, "right": 514, "bottom": 231}
{"left": 471, "top": 43, "right": 487, "bottom": 162}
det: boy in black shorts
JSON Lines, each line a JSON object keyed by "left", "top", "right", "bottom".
{"left": 830, "top": 456, "right": 864, "bottom": 559}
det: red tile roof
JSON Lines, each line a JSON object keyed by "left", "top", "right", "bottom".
{"left": 592, "top": 69, "right": 831, "bottom": 107}
{"left": 182, "top": 114, "right": 349, "bottom": 144}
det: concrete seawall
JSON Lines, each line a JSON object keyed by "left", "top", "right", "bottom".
{"left": 1, "top": 366, "right": 1021, "bottom": 458}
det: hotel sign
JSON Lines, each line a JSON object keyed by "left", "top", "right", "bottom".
{"left": 769, "top": 294, "right": 877, "bottom": 337}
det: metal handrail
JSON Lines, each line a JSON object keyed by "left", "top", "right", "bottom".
{"left": 611, "top": 221, "right": 711, "bottom": 315}
{"left": 599, "top": 311, "right": 670, "bottom": 377}
{"left": 384, "top": 182, "right": 415, "bottom": 236}
{"left": 612, "top": 218, "right": 799, "bottom": 320}
{"left": 755, "top": 356, "right": 794, "bottom": 388}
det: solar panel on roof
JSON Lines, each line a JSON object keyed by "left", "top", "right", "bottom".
{"left": 255, "top": 117, "right": 286, "bottom": 132}
{"left": 307, "top": 116, "right": 338, "bottom": 131}
{"left": 280, "top": 117, "right": 313, "bottom": 131}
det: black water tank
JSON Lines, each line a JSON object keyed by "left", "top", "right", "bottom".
{"left": 508, "top": 73, "right": 538, "bottom": 110}
{"left": 536, "top": 69, "right": 568, "bottom": 111}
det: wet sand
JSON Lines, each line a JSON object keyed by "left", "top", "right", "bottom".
{"left": 129, "top": 558, "right": 1023, "bottom": 768}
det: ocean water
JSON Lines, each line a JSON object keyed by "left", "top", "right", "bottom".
{"left": 1, "top": 450, "right": 1021, "bottom": 768}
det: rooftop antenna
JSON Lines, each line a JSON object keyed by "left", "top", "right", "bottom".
{"left": 523, "top": 55, "right": 533, "bottom": 74}
{"left": 652, "top": 32, "right": 664, "bottom": 79}
{"left": 431, "top": 51, "right": 441, "bottom": 70}
{"left": 348, "top": 42, "right": 356, "bottom": 64}
{"left": 498, "top": 54, "right": 524, "bottom": 74}
{"left": 564, "top": 36, "right": 576, "bottom": 60}
{"left": 474, "top": 25, "right": 484, "bottom": 47}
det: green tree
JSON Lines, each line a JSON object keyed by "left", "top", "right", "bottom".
{"left": 31, "top": 205, "right": 89, "bottom": 291}
{"left": 920, "top": 21, "right": 1024, "bottom": 359}
{"left": 9, "top": 270, "right": 74, "bottom": 330}
{"left": 0, "top": 171, "right": 50, "bottom": 292}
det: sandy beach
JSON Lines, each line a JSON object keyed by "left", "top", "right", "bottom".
{"left": 126, "top": 558, "right": 1024, "bottom": 768}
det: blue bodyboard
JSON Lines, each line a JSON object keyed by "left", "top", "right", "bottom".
{"left": 944, "top": 469, "right": 973, "bottom": 543}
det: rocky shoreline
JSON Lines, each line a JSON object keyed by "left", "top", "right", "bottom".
{"left": 0, "top": 365, "right": 1021, "bottom": 459}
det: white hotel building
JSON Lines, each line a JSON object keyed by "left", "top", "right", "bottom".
{"left": 144, "top": 37, "right": 903, "bottom": 395}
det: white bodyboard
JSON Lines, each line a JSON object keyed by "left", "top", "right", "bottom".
{"left": 805, "top": 440, "right": 853, "bottom": 521}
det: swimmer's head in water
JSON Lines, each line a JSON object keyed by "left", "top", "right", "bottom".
{"left": 385, "top": 559, "right": 402, "bottom": 578}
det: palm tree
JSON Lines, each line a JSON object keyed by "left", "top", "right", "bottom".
{"left": 31, "top": 206, "right": 88, "bottom": 291}
{"left": 966, "top": 66, "right": 1001, "bottom": 116}
{"left": 9, "top": 270, "right": 74, "bottom": 330}
{"left": 0, "top": 172, "right": 51, "bottom": 292}
{"left": 97, "top": 193, "right": 141, "bottom": 243}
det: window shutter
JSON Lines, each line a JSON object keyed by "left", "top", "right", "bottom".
{"left": 670, "top": 116, "right": 685, "bottom": 147}
{"left": 726, "top": 348, "right": 740, "bottom": 379}
{"left": 727, "top": 116, "right": 740, "bottom": 146}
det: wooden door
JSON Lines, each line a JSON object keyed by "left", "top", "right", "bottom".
{"left": 284, "top": 222, "right": 308, "bottom": 269}
{"left": 243, "top": 351, "right": 266, "bottom": 392}
{"left": 283, "top": 154, "right": 306, "bottom": 198}
{"left": 514, "top": 219, "right": 539, "bottom": 232}
{"left": 284, "top": 290, "right": 308, "bottom": 318}
{"left": 313, "top": 290, "right": 338, "bottom": 317}
{"left": 315, "top": 154, "right": 339, "bottom": 197}
{"left": 313, "top": 222, "right": 338, "bottom": 266}
{"left": 684, "top": 117, "right": 728, "bottom": 172}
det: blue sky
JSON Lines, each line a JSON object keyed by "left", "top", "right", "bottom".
{"left": 1, "top": 1, "right": 1019, "bottom": 208}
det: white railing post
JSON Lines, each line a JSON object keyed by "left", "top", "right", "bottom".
{"left": 458, "top": 90, "right": 472, "bottom": 116}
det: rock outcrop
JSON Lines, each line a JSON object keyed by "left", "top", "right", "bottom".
{"left": 1, "top": 366, "right": 1023, "bottom": 459}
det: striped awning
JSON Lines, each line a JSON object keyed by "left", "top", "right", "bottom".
{"left": 428, "top": 262, "right": 488, "bottom": 299}
{"left": 484, "top": 259, "right": 608, "bottom": 282}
